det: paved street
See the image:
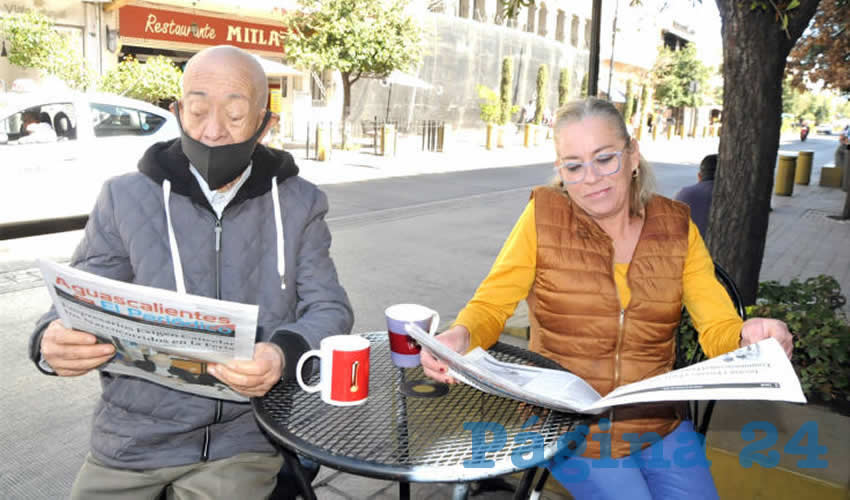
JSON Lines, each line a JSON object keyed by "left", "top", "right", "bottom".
{"left": 2, "top": 131, "right": 848, "bottom": 499}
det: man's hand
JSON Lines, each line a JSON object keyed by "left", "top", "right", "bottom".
{"left": 40, "top": 319, "right": 116, "bottom": 377}
{"left": 209, "top": 342, "right": 284, "bottom": 398}
{"left": 740, "top": 317, "right": 793, "bottom": 359}
{"left": 421, "top": 325, "right": 470, "bottom": 384}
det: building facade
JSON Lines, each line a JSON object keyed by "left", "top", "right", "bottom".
{"left": 1, "top": 0, "right": 716, "bottom": 137}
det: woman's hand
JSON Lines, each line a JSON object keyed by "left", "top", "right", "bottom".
{"left": 421, "top": 325, "right": 471, "bottom": 384}
{"left": 740, "top": 318, "right": 793, "bottom": 359}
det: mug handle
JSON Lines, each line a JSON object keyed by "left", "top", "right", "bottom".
{"left": 428, "top": 309, "right": 441, "bottom": 335}
{"left": 296, "top": 350, "right": 322, "bottom": 393}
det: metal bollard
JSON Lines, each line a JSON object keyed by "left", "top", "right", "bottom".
{"left": 795, "top": 150, "right": 814, "bottom": 185}
{"left": 775, "top": 152, "right": 798, "bottom": 196}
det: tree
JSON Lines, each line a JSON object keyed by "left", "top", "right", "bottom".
{"left": 534, "top": 64, "right": 549, "bottom": 124}
{"left": 281, "top": 0, "right": 423, "bottom": 129}
{"left": 476, "top": 86, "right": 502, "bottom": 124}
{"left": 651, "top": 45, "right": 709, "bottom": 120}
{"left": 500, "top": 0, "right": 821, "bottom": 304}
{"left": 558, "top": 68, "right": 570, "bottom": 107}
{"left": 99, "top": 56, "right": 182, "bottom": 108}
{"left": 709, "top": 0, "right": 821, "bottom": 304}
{"left": 786, "top": 0, "right": 850, "bottom": 93}
{"left": 0, "top": 10, "right": 93, "bottom": 90}
{"left": 623, "top": 80, "right": 634, "bottom": 123}
{"left": 500, "top": 57, "right": 514, "bottom": 125}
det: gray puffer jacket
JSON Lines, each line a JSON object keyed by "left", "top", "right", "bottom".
{"left": 29, "top": 139, "right": 353, "bottom": 470}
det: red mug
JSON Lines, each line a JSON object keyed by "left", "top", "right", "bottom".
{"left": 296, "top": 335, "right": 370, "bottom": 406}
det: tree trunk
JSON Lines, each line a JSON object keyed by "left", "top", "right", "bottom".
{"left": 709, "top": 0, "right": 820, "bottom": 305}
{"left": 842, "top": 190, "right": 850, "bottom": 220}
{"left": 340, "top": 72, "right": 353, "bottom": 149}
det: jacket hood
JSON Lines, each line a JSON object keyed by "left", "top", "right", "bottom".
{"left": 138, "top": 138, "right": 299, "bottom": 207}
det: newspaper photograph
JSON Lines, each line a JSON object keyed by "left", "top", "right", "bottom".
{"left": 38, "top": 259, "right": 259, "bottom": 402}
{"left": 405, "top": 323, "right": 806, "bottom": 414}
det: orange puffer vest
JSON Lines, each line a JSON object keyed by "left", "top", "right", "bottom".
{"left": 527, "top": 186, "right": 690, "bottom": 459}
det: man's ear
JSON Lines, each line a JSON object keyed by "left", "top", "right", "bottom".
{"left": 257, "top": 111, "right": 280, "bottom": 144}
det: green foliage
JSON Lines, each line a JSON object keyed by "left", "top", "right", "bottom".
{"left": 638, "top": 84, "right": 649, "bottom": 116}
{"left": 99, "top": 56, "right": 182, "bottom": 106}
{"left": 679, "top": 276, "right": 850, "bottom": 412}
{"left": 477, "top": 85, "right": 502, "bottom": 124}
{"left": 534, "top": 64, "right": 548, "bottom": 124}
{"left": 623, "top": 80, "right": 634, "bottom": 123}
{"left": 752, "top": 276, "right": 850, "bottom": 409}
{"left": 281, "top": 0, "right": 423, "bottom": 121}
{"left": 581, "top": 72, "right": 588, "bottom": 98}
{"left": 500, "top": 58, "right": 514, "bottom": 125}
{"left": 558, "top": 68, "right": 569, "bottom": 108}
{"left": 0, "top": 10, "right": 93, "bottom": 90}
{"left": 651, "top": 44, "right": 710, "bottom": 110}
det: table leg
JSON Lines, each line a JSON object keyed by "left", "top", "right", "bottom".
{"left": 399, "top": 481, "right": 410, "bottom": 500}
{"left": 281, "top": 449, "right": 317, "bottom": 500}
{"left": 451, "top": 483, "right": 470, "bottom": 500}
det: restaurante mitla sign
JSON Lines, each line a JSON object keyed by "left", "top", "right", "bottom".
{"left": 143, "top": 12, "right": 287, "bottom": 47}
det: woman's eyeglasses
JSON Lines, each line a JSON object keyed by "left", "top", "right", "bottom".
{"left": 554, "top": 150, "right": 624, "bottom": 184}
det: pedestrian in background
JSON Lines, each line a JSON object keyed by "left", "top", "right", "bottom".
{"left": 675, "top": 154, "right": 717, "bottom": 239}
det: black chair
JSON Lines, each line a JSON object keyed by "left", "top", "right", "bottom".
{"left": 511, "top": 263, "right": 746, "bottom": 500}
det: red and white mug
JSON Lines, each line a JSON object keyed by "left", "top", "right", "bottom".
{"left": 296, "top": 335, "right": 370, "bottom": 406}
{"left": 385, "top": 303, "right": 440, "bottom": 368}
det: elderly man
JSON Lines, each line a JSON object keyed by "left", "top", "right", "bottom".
{"left": 28, "top": 45, "right": 353, "bottom": 499}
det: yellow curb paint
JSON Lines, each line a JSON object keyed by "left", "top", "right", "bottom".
{"left": 707, "top": 447, "right": 847, "bottom": 500}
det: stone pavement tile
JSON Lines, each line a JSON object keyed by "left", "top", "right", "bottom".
{"left": 324, "top": 471, "right": 395, "bottom": 498}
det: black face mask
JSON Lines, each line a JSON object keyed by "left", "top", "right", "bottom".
{"left": 174, "top": 102, "right": 272, "bottom": 190}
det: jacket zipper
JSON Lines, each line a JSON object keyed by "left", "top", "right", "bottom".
{"left": 201, "top": 218, "right": 224, "bottom": 462}
{"left": 609, "top": 308, "right": 625, "bottom": 434}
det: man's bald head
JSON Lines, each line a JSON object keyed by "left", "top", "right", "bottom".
{"left": 183, "top": 45, "right": 268, "bottom": 109}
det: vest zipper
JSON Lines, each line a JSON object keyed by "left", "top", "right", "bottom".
{"left": 201, "top": 218, "right": 224, "bottom": 463}
{"left": 609, "top": 308, "right": 625, "bottom": 433}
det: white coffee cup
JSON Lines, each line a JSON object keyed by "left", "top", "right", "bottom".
{"left": 385, "top": 303, "right": 440, "bottom": 368}
{"left": 296, "top": 335, "right": 370, "bottom": 406}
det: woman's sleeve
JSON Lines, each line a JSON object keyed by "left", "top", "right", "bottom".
{"left": 682, "top": 220, "right": 744, "bottom": 358}
{"left": 454, "top": 200, "right": 537, "bottom": 350}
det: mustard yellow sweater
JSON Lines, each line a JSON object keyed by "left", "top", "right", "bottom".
{"left": 455, "top": 199, "right": 742, "bottom": 358}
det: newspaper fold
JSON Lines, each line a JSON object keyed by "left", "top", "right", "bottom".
{"left": 405, "top": 323, "right": 806, "bottom": 414}
{"left": 38, "top": 259, "right": 259, "bottom": 402}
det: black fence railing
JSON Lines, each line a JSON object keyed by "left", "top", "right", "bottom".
{"left": 418, "top": 120, "right": 445, "bottom": 152}
{"left": 0, "top": 215, "right": 88, "bottom": 241}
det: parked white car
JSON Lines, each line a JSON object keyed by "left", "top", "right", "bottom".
{"left": 0, "top": 91, "right": 179, "bottom": 224}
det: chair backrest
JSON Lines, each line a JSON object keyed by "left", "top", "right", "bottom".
{"left": 675, "top": 262, "right": 746, "bottom": 437}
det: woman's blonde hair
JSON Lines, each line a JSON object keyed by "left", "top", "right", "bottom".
{"left": 550, "top": 97, "right": 656, "bottom": 217}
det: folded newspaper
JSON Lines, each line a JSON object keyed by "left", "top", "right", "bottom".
{"left": 405, "top": 323, "right": 806, "bottom": 415}
{"left": 38, "top": 260, "right": 258, "bottom": 402}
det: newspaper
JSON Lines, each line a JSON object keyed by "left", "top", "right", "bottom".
{"left": 405, "top": 323, "right": 806, "bottom": 414}
{"left": 38, "top": 259, "right": 258, "bottom": 402}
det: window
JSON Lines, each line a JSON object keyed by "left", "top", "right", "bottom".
{"left": 458, "top": 0, "right": 470, "bottom": 18}
{"left": 526, "top": 4, "right": 536, "bottom": 33}
{"left": 90, "top": 104, "right": 166, "bottom": 137}
{"left": 473, "top": 0, "right": 486, "bottom": 21}
{"left": 570, "top": 15, "right": 579, "bottom": 47}
{"left": 0, "top": 103, "right": 75, "bottom": 143}
{"left": 538, "top": 3, "right": 548, "bottom": 37}
{"left": 556, "top": 10, "right": 566, "bottom": 42}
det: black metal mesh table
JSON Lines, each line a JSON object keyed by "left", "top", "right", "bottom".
{"left": 253, "top": 332, "right": 585, "bottom": 499}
